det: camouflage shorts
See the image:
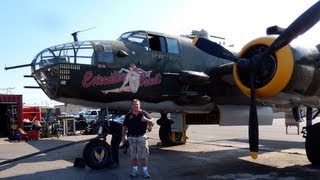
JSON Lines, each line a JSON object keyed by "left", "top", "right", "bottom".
{"left": 127, "top": 135, "right": 149, "bottom": 160}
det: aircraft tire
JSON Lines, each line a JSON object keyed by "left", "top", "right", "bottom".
{"left": 83, "top": 139, "right": 111, "bottom": 169}
{"left": 159, "top": 125, "right": 175, "bottom": 146}
{"left": 305, "top": 122, "right": 320, "bottom": 166}
{"left": 159, "top": 125, "right": 184, "bottom": 146}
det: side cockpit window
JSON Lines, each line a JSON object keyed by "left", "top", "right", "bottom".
{"left": 148, "top": 35, "right": 166, "bottom": 52}
{"left": 166, "top": 37, "right": 179, "bottom": 54}
{"left": 117, "top": 31, "right": 180, "bottom": 54}
{"left": 148, "top": 34, "right": 179, "bottom": 54}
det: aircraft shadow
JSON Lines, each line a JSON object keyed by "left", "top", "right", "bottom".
{"left": 203, "top": 138, "right": 306, "bottom": 151}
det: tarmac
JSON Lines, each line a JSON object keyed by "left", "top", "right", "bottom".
{"left": 0, "top": 133, "right": 96, "bottom": 166}
{"left": 1, "top": 119, "right": 320, "bottom": 179}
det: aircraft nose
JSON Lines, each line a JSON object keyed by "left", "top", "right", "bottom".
{"left": 33, "top": 65, "right": 60, "bottom": 99}
{"left": 30, "top": 40, "right": 113, "bottom": 99}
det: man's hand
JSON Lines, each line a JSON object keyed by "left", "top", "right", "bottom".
{"left": 141, "top": 115, "right": 149, "bottom": 122}
{"left": 142, "top": 115, "right": 153, "bottom": 124}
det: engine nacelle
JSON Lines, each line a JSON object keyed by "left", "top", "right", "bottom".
{"left": 234, "top": 36, "right": 294, "bottom": 99}
{"left": 234, "top": 36, "right": 320, "bottom": 99}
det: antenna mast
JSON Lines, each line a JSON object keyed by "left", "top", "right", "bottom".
{"left": 71, "top": 27, "right": 96, "bottom": 42}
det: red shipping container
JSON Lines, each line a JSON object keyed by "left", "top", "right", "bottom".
{"left": 0, "top": 94, "right": 23, "bottom": 128}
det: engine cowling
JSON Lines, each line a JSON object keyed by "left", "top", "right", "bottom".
{"left": 233, "top": 36, "right": 294, "bottom": 99}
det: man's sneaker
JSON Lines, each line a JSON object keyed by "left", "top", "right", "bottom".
{"left": 143, "top": 169, "right": 150, "bottom": 178}
{"left": 130, "top": 168, "right": 139, "bottom": 177}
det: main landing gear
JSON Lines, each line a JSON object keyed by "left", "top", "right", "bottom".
{"left": 82, "top": 107, "right": 112, "bottom": 169}
{"left": 302, "top": 107, "right": 320, "bottom": 166}
{"left": 156, "top": 112, "right": 187, "bottom": 146}
{"left": 82, "top": 137, "right": 111, "bottom": 169}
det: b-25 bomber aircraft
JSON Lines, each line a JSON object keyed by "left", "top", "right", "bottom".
{"left": 5, "top": 1, "right": 320, "bottom": 169}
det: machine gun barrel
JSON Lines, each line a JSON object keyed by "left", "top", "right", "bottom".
{"left": 4, "top": 63, "right": 32, "bottom": 70}
{"left": 24, "top": 86, "right": 41, "bottom": 89}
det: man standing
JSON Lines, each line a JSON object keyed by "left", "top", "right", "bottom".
{"left": 122, "top": 99, "right": 154, "bottom": 178}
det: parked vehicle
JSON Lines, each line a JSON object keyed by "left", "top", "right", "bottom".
{"left": 82, "top": 113, "right": 125, "bottom": 135}
{"left": 73, "top": 111, "right": 86, "bottom": 120}
{"left": 82, "top": 110, "right": 99, "bottom": 123}
{"left": 74, "top": 110, "right": 99, "bottom": 123}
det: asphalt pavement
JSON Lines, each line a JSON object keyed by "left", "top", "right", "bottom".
{"left": 0, "top": 119, "right": 320, "bottom": 180}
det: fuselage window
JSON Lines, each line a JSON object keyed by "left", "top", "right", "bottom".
{"left": 166, "top": 37, "right": 179, "bottom": 54}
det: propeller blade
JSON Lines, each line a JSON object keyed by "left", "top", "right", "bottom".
{"left": 268, "top": 1, "right": 320, "bottom": 54}
{"left": 193, "top": 37, "right": 239, "bottom": 62}
{"left": 249, "top": 74, "right": 259, "bottom": 159}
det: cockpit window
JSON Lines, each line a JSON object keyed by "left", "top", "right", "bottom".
{"left": 148, "top": 35, "right": 166, "bottom": 52}
{"left": 117, "top": 31, "right": 180, "bottom": 54}
{"left": 118, "top": 31, "right": 148, "bottom": 49}
{"left": 147, "top": 35, "right": 179, "bottom": 54}
{"left": 166, "top": 37, "right": 179, "bottom": 54}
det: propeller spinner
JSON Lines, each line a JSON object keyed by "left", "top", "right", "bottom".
{"left": 193, "top": 1, "right": 320, "bottom": 159}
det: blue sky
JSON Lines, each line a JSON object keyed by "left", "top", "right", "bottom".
{"left": 0, "top": 0, "right": 319, "bottom": 106}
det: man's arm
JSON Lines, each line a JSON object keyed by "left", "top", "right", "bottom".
{"left": 142, "top": 112, "right": 154, "bottom": 127}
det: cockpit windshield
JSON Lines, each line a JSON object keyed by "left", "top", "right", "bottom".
{"left": 117, "top": 31, "right": 148, "bottom": 49}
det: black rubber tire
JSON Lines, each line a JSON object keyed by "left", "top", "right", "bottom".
{"left": 305, "top": 122, "right": 320, "bottom": 166}
{"left": 159, "top": 125, "right": 184, "bottom": 146}
{"left": 83, "top": 139, "right": 111, "bottom": 169}
{"left": 159, "top": 125, "right": 174, "bottom": 146}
